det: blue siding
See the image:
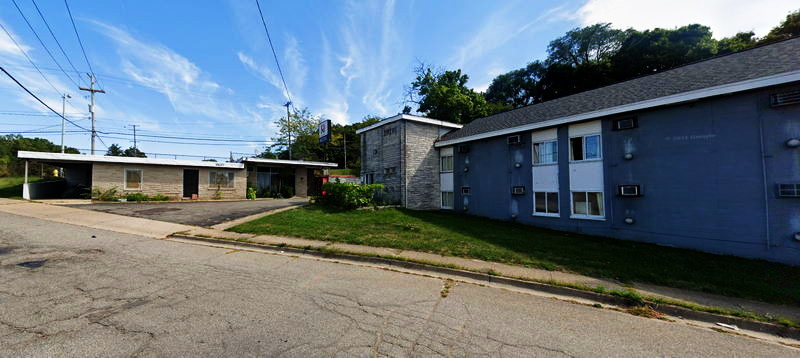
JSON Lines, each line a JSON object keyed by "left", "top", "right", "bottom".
{"left": 449, "top": 85, "right": 800, "bottom": 265}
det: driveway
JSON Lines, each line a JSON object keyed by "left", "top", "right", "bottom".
{"left": 67, "top": 198, "right": 307, "bottom": 227}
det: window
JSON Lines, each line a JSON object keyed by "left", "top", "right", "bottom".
{"left": 778, "top": 183, "right": 800, "bottom": 197}
{"left": 533, "top": 140, "right": 558, "bottom": 164}
{"left": 534, "top": 192, "right": 559, "bottom": 215}
{"left": 384, "top": 167, "right": 396, "bottom": 175}
{"left": 570, "top": 135, "right": 601, "bottom": 161}
{"left": 209, "top": 171, "right": 235, "bottom": 188}
{"left": 571, "top": 192, "right": 604, "bottom": 218}
{"left": 364, "top": 173, "right": 375, "bottom": 184}
{"left": 441, "top": 191, "right": 454, "bottom": 209}
{"left": 124, "top": 169, "right": 142, "bottom": 190}
{"left": 383, "top": 126, "right": 397, "bottom": 136}
{"left": 440, "top": 154, "right": 454, "bottom": 172}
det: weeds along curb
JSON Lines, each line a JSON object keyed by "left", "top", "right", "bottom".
{"left": 168, "top": 233, "right": 800, "bottom": 340}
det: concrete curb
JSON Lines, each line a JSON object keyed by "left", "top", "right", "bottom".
{"left": 168, "top": 233, "right": 800, "bottom": 340}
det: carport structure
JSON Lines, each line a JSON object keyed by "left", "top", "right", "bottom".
{"left": 242, "top": 157, "right": 338, "bottom": 197}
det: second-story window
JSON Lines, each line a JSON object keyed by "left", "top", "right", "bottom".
{"left": 570, "top": 134, "right": 601, "bottom": 161}
{"left": 533, "top": 140, "right": 558, "bottom": 165}
{"left": 440, "top": 154, "right": 454, "bottom": 172}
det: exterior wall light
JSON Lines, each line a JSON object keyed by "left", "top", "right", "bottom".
{"left": 463, "top": 167, "right": 469, "bottom": 172}
{"left": 514, "top": 162, "right": 522, "bottom": 168}
{"left": 510, "top": 213, "right": 517, "bottom": 219}
{"left": 624, "top": 153, "right": 634, "bottom": 160}
{"left": 624, "top": 217, "right": 635, "bottom": 225}
{"left": 787, "top": 138, "right": 800, "bottom": 148}
{"left": 794, "top": 232, "right": 800, "bottom": 241}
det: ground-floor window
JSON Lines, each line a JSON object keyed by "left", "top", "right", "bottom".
{"left": 210, "top": 171, "right": 235, "bottom": 188}
{"left": 571, "top": 191, "right": 604, "bottom": 218}
{"left": 534, "top": 191, "right": 559, "bottom": 215}
{"left": 124, "top": 169, "right": 142, "bottom": 190}
{"left": 363, "top": 173, "right": 375, "bottom": 184}
{"left": 441, "top": 191, "right": 454, "bottom": 209}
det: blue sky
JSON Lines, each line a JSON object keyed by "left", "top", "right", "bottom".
{"left": 1, "top": 0, "right": 797, "bottom": 159}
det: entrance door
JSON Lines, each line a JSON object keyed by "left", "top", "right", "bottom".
{"left": 183, "top": 169, "right": 199, "bottom": 198}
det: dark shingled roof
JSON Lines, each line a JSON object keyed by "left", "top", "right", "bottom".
{"left": 442, "top": 37, "right": 800, "bottom": 142}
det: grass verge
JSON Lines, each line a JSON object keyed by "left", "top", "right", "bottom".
{"left": 228, "top": 205, "right": 800, "bottom": 307}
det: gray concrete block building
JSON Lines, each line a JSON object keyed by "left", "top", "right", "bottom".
{"left": 360, "top": 38, "right": 800, "bottom": 265}
{"left": 356, "top": 114, "right": 461, "bottom": 209}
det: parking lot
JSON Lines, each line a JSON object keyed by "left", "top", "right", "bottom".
{"left": 67, "top": 198, "right": 308, "bottom": 227}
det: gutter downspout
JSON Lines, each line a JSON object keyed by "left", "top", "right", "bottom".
{"left": 758, "top": 109, "right": 771, "bottom": 249}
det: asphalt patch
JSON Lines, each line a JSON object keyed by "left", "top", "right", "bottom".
{"left": 17, "top": 260, "right": 47, "bottom": 268}
{"left": 133, "top": 207, "right": 182, "bottom": 215}
{"left": 0, "top": 248, "right": 11, "bottom": 255}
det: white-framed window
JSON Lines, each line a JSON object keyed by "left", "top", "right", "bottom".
{"left": 440, "top": 154, "right": 454, "bottom": 172}
{"left": 124, "top": 169, "right": 142, "bottom": 190}
{"left": 209, "top": 171, "right": 235, "bottom": 188}
{"left": 532, "top": 140, "right": 558, "bottom": 165}
{"left": 533, "top": 192, "right": 559, "bottom": 216}
{"left": 441, "top": 191, "right": 454, "bottom": 209}
{"left": 571, "top": 191, "right": 604, "bottom": 218}
{"left": 569, "top": 134, "right": 601, "bottom": 161}
{"left": 363, "top": 173, "right": 375, "bottom": 184}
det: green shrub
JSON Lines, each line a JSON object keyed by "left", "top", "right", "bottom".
{"left": 281, "top": 185, "right": 294, "bottom": 198}
{"left": 126, "top": 192, "right": 148, "bottom": 202}
{"left": 247, "top": 187, "right": 257, "bottom": 200}
{"left": 317, "top": 182, "right": 384, "bottom": 210}
{"left": 91, "top": 186, "right": 119, "bottom": 201}
{"left": 150, "top": 194, "right": 169, "bottom": 201}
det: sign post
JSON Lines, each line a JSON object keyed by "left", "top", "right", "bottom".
{"left": 318, "top": 119, "right": 331, "bottom": 144}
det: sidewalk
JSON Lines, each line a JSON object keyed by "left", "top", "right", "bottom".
{"left": 1, "top": 198, "right": 797, "bottom": 324}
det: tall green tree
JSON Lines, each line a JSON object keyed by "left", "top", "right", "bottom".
{"left": 106, "top": 144, "right": 146, "bottom": 157}
{"left": 405, "top": 64, "right": 494, "bottom": 124}
{"left": 546, "top": 23, "right": 627, "bottom": 67}
{"left": 761, "top": 9, "right": 800, "bottom": 43}
{"left": 105, "top": 144, "right": 123, "bottom": 156}
{"left": 0, "top": 135, "right": 79, "bottom": 176}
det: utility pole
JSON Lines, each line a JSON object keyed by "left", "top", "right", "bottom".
{"left": 60, "top": 94, "right": 70, "bottom": 153}
{"left": 130, "top": 125, "right": 138, "bottom": 149}
{"left": 284, "top": 101, "right": 292, "bottom": 159}
{"left": 79, "top": 74, "right": 105, "bottom": 155}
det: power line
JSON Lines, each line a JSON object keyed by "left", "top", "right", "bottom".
{"left": 29, "top": 0, "right": 85, "bottom": 85}
{"left": 254, "top": 0, "right": 292, "bottom": 104}
{"left": 0, "top": 66, "right": 90, "bottom": 132}
{"left": 63, "top": 0, "right": 101, "bottom": 88}
{"left": 0, "top": 21, "right": 63, "bottom": 97}
{"left": 10, "top": 0, "right": 80, "bottom": 88}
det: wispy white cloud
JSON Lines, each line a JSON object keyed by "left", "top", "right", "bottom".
{"left": 92, "top": 21, "right": 238, "bottom": 121}
{"left": 576, "top": 0, "right": 798, "bottom": 38}
{"left": 318, "top": 34, "right": 350, "bottom": 125}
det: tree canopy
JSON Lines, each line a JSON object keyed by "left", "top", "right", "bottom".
{"left": 106, "top": 144, "right": 147, "bottom": 158}
{"left": 0, "top": 135, "right": 79, "bottom": 176}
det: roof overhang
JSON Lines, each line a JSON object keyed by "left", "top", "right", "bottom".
{"left": 356, "top": 114, "right": 462, "bottom": 134}
{"left": 242, "top": 157, "right": 338, "bottom": 168}
{"left": 17, "top": 151, "right": 245, "bottom": 169}
{"left": 435, "top": 69, "right": 800, "bottom": 147}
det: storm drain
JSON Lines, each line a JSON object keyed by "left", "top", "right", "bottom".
{"left": 17, "top": 260, "right": 47, "bottom": 268}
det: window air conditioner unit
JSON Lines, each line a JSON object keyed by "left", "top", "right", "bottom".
{"left": 617, "top": 184, "right": 642, "bottom": 197}
{"left": 511, "top": 186, "right": 525, "bottom": 195}
{"left": 507, "top": 135, "right": 521, "bottom": 145}
{"left": 461, "top": 186, "right": 471, "bottom": 195}
{"left": 613, "top": 117, "right": 638, "bottom": 130}
{"left": 771, "top": 90, "right": 800, "bottom": 107}
{"left": 458, "top": 145, "right": 470, "bottom": 153}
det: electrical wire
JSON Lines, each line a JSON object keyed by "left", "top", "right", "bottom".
{"left": 0, "top": 21, "right": 63, "bottom": 97}
{"left": 254, "top": 0, "right": 292, "bottom": 104}
{"left": 10, "top": 0, "right": 80, "bottom": 88}
{"left": 63, "top": 0, "right": 101, "bottom": 88}
{"left": 0, "top": 66, "right": 91, "bottom": 132}
{"left": 29, "top": 0, "right": 85, "bottom": 85}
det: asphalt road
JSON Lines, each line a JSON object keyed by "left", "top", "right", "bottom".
{"left": 0, "top": 212, "right": 796, "bottom": 357}
{"left": 67, "top": 198, "right": 307, "bottom": 226}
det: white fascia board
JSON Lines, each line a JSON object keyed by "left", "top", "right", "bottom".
{"left": 17, "top": 151, "right": 244, "bottom": 169}
{"left": 243, "top": 157, "right": 338, "bottom": 168}
{"left": 355, "top": 114, "right": 462, "bottom": 134}
{"left": 435, "top": 69, "right": 800, "bottom": 147}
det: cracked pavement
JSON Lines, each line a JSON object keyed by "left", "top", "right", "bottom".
{"left": 0, "top": 211, "right": 797, "bottom": 357}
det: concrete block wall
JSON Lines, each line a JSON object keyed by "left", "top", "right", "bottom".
{"left": 403, "top": 121, "right": 442, "bottom": 210}
{"left": 361, "top": 122, "right": 403, "bottom": 204}
{"left": 92, "top": 163, "right": 245, "bottom": 200}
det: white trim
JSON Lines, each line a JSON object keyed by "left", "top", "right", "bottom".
{"left": 18, "top": 151, "right": 244, "bottom": 169}
{"left": 243, "top": 157, "right": 338, "bottom": 168}
{"left": 124, "top": 168, "right": 143, "bottom": 191}
{"left": 568, "top": 133, "right": 602, "bottom": 162}
{"left": 208, "top": 170, "right": 236, "bottom": 189}
{"left": 356, "top": 114, "right": 463, "bottom": 134}
{"left": 532, "top": 191, "right": 560, "bottom": 217}
{"left": 569, "top": 191, "right": 605, "bottom": 220}
{"left": 533, "top": 212, "right": 560, "bottom": 218}
{"left": 440, "top": 191, "right": 454, "bottom": 209}
{"left": 435, "top": 69, "right": 800, "bottom": 147}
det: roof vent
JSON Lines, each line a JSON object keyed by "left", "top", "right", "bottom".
{"left": 770, "top": 90, "right": 800, "bottom": 107}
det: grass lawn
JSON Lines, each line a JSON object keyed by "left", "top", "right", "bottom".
{"left": 230, "top": 205, "right": 800, "bottom": 306}
{"left": 0, "top": 176, "right": 41, "bottom": 198}
{"left": 328, "top": 168, "right": 359, "bottom": 176}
